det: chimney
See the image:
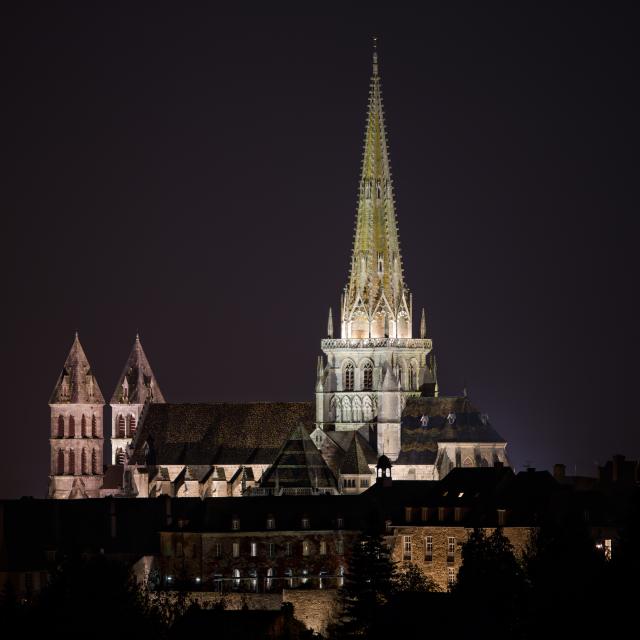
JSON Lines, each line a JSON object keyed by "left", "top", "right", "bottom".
{"left": 553, "top": 464, "right": 566, "bottom": 481}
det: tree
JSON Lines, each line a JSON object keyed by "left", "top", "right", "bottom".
{"left": 329, "top": 529, "right": 396, "bottom": 640}
{"left": 392, "top": 563, "right": 439, "bottom": 593}
{"left": 453, "top": 528, "right": 527, "bottom": 634}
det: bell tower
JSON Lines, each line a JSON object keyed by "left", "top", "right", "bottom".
{"left": 48, "top": 333, "right": 105, "bottom": 498}
{"left": 315, "top": 42, "right": 437, "bottom": 460}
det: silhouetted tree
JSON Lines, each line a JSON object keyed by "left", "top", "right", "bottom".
{"left": 392, "top": 562, "right": 439, "bottom": 593}
{"left": 453, "top": 528, "right": 527, "bottom": 634}
{"left": 329, "top": 528, "right": 395, "bottom": 639}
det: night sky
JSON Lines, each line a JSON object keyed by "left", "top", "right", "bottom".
{"left": 2, "top": 3, "right": 638, "bottom": 498}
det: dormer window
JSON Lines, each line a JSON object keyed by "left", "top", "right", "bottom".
{"left": 301, "top": 517, "right": 310, "bottom": 530}
{"left": 336, "top": 517, "right": 344, "bottom": 529}
{"left": 266, "top": 517, "right": 275, "bottom": 530}
{"left": 232, "top": 518, "right": 240, "bottom": 531}
{"left": 420, "top": 415, "right": 429, "bottom": 427}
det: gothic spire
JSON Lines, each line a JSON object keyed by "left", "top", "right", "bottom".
{"left": 327, "top": 307, "right": 334, "bottom": 338}
{"left": 343, "top": 40, "right": 410, "bottom": 339}
{"left": 420, "top": 308, "right": 427, "bottom": 339}
{"left": 111, "top": 334, "right": 165, "bottom": 404}
{"left": 49, "top": 333, "right": 104, "bottom": 404}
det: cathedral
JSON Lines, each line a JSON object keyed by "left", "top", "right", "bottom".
{"left": 47, "top": 48, "right": 510, "bottom": 500}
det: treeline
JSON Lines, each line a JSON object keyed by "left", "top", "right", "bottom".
{"left": 329, "top": 502, "right": 640, "bottom": 639}
{"left": 1, "top": 498, "right": 638, "bottom": 639}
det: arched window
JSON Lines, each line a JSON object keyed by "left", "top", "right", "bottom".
{"left": 69, "top": 416, "right": 76, "bottom": 438}
{"left": 362, "top": 361, "right": 373, "bottom": 391}
{"left": 92, "top": 414, "right": 98, "bottom": 438}
{"left": 57, "top": 449, "right": 65, "bottom": 475}
{"left": 92, "top": 449, "right": 99, "bottom": 475}
{"left": 68, "top": 449, "right": 75, "bottom": 476}
{"left": 129, "top": 415, "right": 137, "bottom": 436}
{"left": 333, "top": 396, "right": 342, "bottom": 422}
{"left": 81, "top": 448, "right": 88, "bottom": 474}
{"left": 410, "top": 361, "right": 418, "bottom": 390}
{"left": 343, "top": 362, "right": 354, "bottom": 391}
{"left": 57, "top": 415, "right": 65, "bottom": 438}
{"left": 353, "top": 396, "right": 362, "bottom": 422}
{"left": 117, "top": 415, "right": 125, "bottom": 438}
{"left": 342, "top": 397, "right": 352, "bottom": 422}
{"left": 363, "top": 396, "right": 373, "bottom": 421}
{"left": 81, "top": 415, "right": 87, "bottom": 438}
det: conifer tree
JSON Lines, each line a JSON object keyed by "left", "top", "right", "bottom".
{"left": 329, "top": 528, "right": 395, "bottom": 640}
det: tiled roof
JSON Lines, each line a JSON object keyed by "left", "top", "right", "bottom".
{"left": 397, "top": 396, "right": 506, "bottom": 465}
{"left": 130, "top": 402, "right": 314, "bottom": 466}
{"left": 340, "top": 432, "right": 377, "bottom": 474}
{"left": 260, "top": 424, "right": 338, "bottom": 490}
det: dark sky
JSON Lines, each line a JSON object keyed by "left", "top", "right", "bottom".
{"left": 2, "top": 2, "right": 638, "bottom": 498}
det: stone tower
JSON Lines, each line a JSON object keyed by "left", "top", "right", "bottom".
{"left": 110, "top": 334, "right": 165, "bottom": 464}
{"left": 315, "top": 44, "right": 437, "bottom": 460}
{"left": 48, "top": 333, "right": 105, "bottom": 498}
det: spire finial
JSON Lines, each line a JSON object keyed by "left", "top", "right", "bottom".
{"left": 327, "top": 307, "right": 334, "bottom": 338}
{"left": 420, "top": 308, "right": 427, "bottom": 339}
{"left": 372, "top": 35, "right": 378, "bottom": 75}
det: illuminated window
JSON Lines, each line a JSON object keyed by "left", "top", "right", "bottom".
{"left": 362, "top": 361, "right": 373, "bottom": 390}
{"left": 336, "top": 540, "right": 344, "bottom": 555}
{"left": 213, "top": 543, "right": 222, "bottom": 558}
{"left": 448, "top": 567, "right": 456, "bottom": 586}
{"left": 403, "top": 535, "right": 412, "bottom": 561}
{"left": 232, "top": 543, "right": 240, "bottom": 558}
{"left": 301, "top": 518, "right": 310, "bottom": 529}
{"left": 233, "top": 569, "right": 240, "bottom": 589}
{"left": 268, "top": 543, "right": 275, "bottom": 558}
{"left": 425, "top": 536, "right": 433, "bottom": 562}
{"left": 266, "top": 517, "right": 275, "bottom": 530}
{"left": 320, "top": 541, "right": 327, "bottom": 555}
{"left": 447, "top": 537, "right": 456, "bottom": 562}
{"left": 285, "top": 542, "right": 292, "bottom": 557}
{"left": 302, "top": 541, "right": 310, "bottom": 556}
{"left": 232, "top": 518, "right": 240, "bottom": 530}
{"left": 343, "top": 362, "right": 354, "bottom": 391}
{"left": 266, "top": 567, "right": 274, "bottom": 590}
{"left": 250, "top": 542, "right": 257, "bottom": 557}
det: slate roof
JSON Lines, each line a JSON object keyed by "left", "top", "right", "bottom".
{"left": 49, "top": 333, "right": 104, "bottom": 404}
{"left": 260, "top": 424, "right": 338, "bottom": 490}
{"left": 340, "top": 432, "right": 377, "bottom": 474}
{"left": 397, "top": 396, "right": 506, "bottom": 465}
{"left": 111, "top": 334, "right": 165, "bottom": 404}
{"left": 130, "top": 402, "right": 314, "bottom": 467}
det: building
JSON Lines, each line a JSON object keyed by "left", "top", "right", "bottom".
{"left": 46, "top": 46, "right": 509, "bottom": 500}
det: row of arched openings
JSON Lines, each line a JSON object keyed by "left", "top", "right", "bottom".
{"left": 56, "top": 414, "right": 98, "bottom": 438}
{"left": 116, "top": 414, "right": 137, "bottom": 438}
{"left": 343, "top": 359, "right": 421, "bottom": 391}
{"left": 342, "top": 361, "right": 373, "bottom": 391}
{"left": 331, "top": 395, "right": 375, "bottom": 422}
{"left": 55, "top": 448, "right": 100, "bottom": 475}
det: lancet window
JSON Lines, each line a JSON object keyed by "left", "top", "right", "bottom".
{"left": 343, "top": 362, "right": 354, "bottom": 391}
{"left": 92, "top": 449, "right": 99, "bottom": 474}
{"left": 362, "top": 361, "right": 373, "bottom": 390}
{"left": 57, "top": 415, "right": 65, "bottom": 438}
{"left": 117, "top": 415, "right": 125, "bottom": 438}
{"left": 69, "top": 416, "right": 75, "bottom": 438}
{"left": 81, "top": 414, "right": 87, "bottom": 437}
{"left": 57, "top": 449, "right": 65, "bottom": 475}
{"left": 68, "top": 449, "right": 75, "bottom": 475}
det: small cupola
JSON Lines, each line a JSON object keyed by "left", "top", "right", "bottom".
{"left": 376, "top": 455, "right": 393, "bottom": 487}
